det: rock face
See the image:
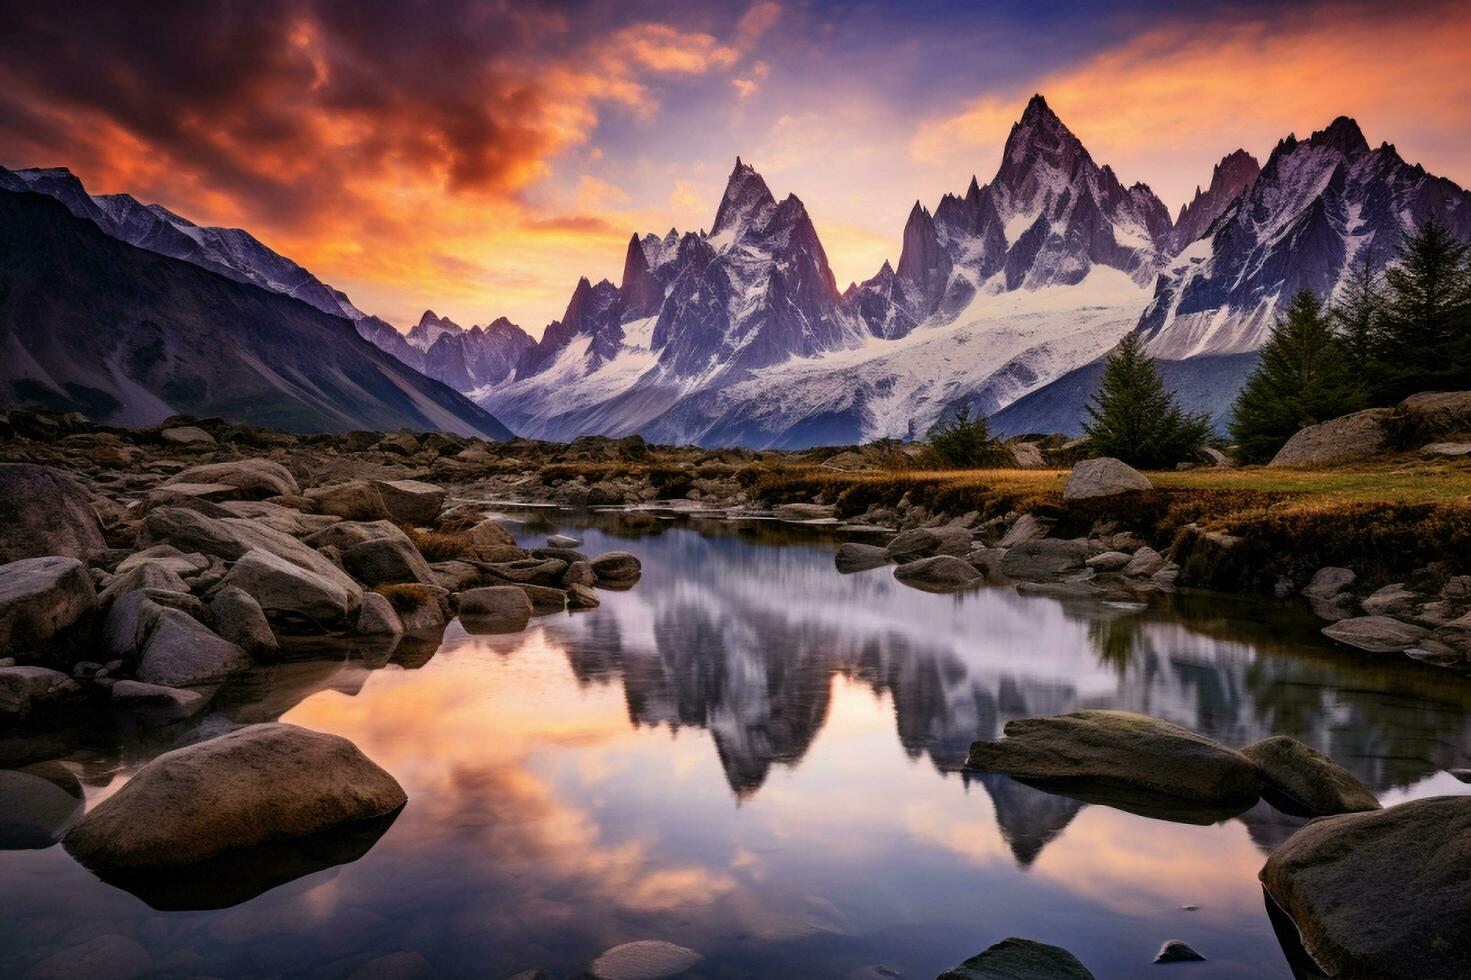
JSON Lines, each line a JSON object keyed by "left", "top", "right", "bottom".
{"left": 0, "top": 464, "right": 106, "bottom": 562}
{"left": 937, "top": 937, "right": 1096, "bottom": 980}
{"left": 894, "top": 555, "right": 984, "bottom": 592}
{"left": 0, "top": 556, "right": 96, "bottom": 656}
{"left": 1063, "top": 458, "right": 1152, "bottom": 500}
{"left": 1321, "top": 616, "right": 1428, "bottom": 654}
{"left": 1269, "top": 408, "right": 1393, "bottom": 467}
{"left": 1260, "top": 795, "right": 1471, "bottom": 979}
{"left": 1240, "top": 736, "right": 1379, "bottom": 816}
{"left": 64, "top": 723, "right": 407, "bottom": 871}
{"left": 966, "top": 711, "right": 1261, "bottom": 808}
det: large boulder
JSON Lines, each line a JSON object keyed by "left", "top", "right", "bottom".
{"left": 110, "top": 680, "right": 210, "bottom": 721}
{"left": 893, "top": 555, "right": 984, "bottom": 592}
{"left": 834, "top": 542, "right": 889, "bottom": 573}
{"left": 0, "top": 464, "right": 107, "bottom": 562}
{"left": 160, "top": 424, "right": 214, "bottom": 445}
{"left": 64, "top": 723, "right": 406, "bottom": 871}
{"left": 0, "top": 666, "right": 79, "bottom": 724}
{"left": 1063, "top": 458, "right": 1151, "bottom": 500}
{"left": 143, "top": 509, "right": 361, "bottom": 612}
{"left": 457, "top": 586, "right": 534, "bottom": 620}
{"left": 1399, "top": 390, "right": 1471, "bottom": 435}
{"left": 97, "top": 560, "right": 190, "bottom": 606}
{"left": 167, "top": 459, "right": 300, "bottom": 499}
{"left": 999, "top": 539, "right": 1089, "bottom": 581}
{"left": 1240, "top": 736, "right": 1379, "bottom": 817}
{"left": 966, "top": 711, "right": 1261, "bottom": 811}
{"left": 220, "top": 548, "right": 362, "bottom": 627}
{"left": 1269, "top": 408, "right": 1394, "bottom": 467}
{"left": 353, "top": 592, "right": 404, "bottom": 638}
{"left": 305, "top": 480, "right": 390, "bottom": 521}
{"left": 1322, "top": 616, "right": 1428, "bottom": 654}
{"left": 1260, "top": 796, "right": 1471, "bottom": 979}
{"left": 341, "top": 534, "right": 436, "bottom": 587}
{"left": 136, "top": 608, "right": 251, "bottom": 688}
{"left": 0, "top": 761, "right": 84, "bottom": 849}
{"left": 938, "top": 937, "right": 1095, "bottom": 980}
{"left": 457, "top": 586, "right": 534, "bottom": 633}
{"left": 589, "top": 941, "right": 701, "bottom": 980}
{"left": 0, "top": 556, "right": 96, "bottom": 656}
{"left": 208, "top": 586, "right": 279, "bottom": 656}
{"left": 371, "top": 479, "right": 447, "bottom": 525}
{"left": 590, "top": 551, "right": 641, "bottom": 583}
{"left": 884, "top": 527, "right": 973, "bottom": 560}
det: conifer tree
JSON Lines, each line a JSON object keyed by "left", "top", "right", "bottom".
{"left": 1082, "top": 333, "right": 1211, "bottom": 468}
{"left": 1230, "top": 290, "right": 1360, "bottom": 463}
{"left": 1375, "top": 219, "right": 1471, "bottom": 400}
{"left": 1332, "top": 255, "right": 1382, "bottom": 378}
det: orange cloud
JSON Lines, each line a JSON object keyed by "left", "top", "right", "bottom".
{"left": 910, "top": 3, "right": 1471, "bottom": 210}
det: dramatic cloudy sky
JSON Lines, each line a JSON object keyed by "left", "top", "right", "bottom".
{"left": 3, "top": 0, "right": 1468, "bottom": 334}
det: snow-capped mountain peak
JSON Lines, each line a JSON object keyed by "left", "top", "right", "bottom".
{"left": 709, "top": 156, "right": 778, "bottom": 247}
{"left": 1136, "top": 114, "right": 1471, "bottom": 359}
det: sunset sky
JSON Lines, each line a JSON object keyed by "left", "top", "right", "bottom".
{"left": 3, "top": 0, "right": 1469, "bottom": 336}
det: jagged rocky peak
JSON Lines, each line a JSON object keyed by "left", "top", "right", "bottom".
{"left": 1173, "top": 148, "right": 1261, "bottom": 250}
{"left": 709, "top": 156, "right": 778, "bottom": 243}
{"left": 994, "top": 94, "right": 1091, "bottom": 204}
{"left": 1311, "top": 115, "right": 1370, "bottom": 157}
{"left": 897, "top": 201, "right": 947, "bottom": 290}
{"left": 406, "top": 309, "right": 464, "bottom": 351}
{"left": 1136, "top": 113, "right": 1471, "bottom": 360}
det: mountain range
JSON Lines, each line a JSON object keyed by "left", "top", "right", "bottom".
{"left": 5, "top": 95, "right": 1469, "bottom": 446}
{"left": 0, "top": 189, "right": 511, "bottom": 438}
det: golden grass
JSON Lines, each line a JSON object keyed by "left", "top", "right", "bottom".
{"left": 750, "top": 457, "right": 1471, "bottom": 514}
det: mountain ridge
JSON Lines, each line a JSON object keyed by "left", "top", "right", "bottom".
{"left": 0, "top": 188, "right": 513, "bottom": 438}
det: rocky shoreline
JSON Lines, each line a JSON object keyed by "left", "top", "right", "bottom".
{"left": 2, "top": 408, "right": 1469, "bottom": 978}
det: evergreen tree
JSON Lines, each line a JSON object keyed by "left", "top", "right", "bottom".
{"left": 1230, "top": 290, "right": 1361, "bottom": 463}
{"left": 1332, "top": 255, "right": 1382, "bottom": 378}
{"left": 1082, "top": 333, "right": 1212, "bottom": 468}
{"left": 1375, "top": 219, "right": 1471, "bottom": 400}
{"left": 925, "top": 405, "right": 1003, "bottom": 468}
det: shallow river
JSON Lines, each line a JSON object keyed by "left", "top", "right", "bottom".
{"left": 3, "top": 509, "right": 1470, "bottom": 979}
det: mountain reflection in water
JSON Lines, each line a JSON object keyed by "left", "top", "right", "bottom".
{"left": 1, "top": 512, "right": 1469, "bottom": 980}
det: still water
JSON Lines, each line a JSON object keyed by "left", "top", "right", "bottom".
{"left": 3, "top": 510, "right": 1470, "bottom": 979}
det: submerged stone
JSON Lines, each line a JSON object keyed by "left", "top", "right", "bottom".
{"left": 938, "top": 937, "right": 1095, "bottom": 979}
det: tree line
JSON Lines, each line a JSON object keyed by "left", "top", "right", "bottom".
{"left": 1229, "top": 220, "right": 1471, "bottom": 462}
{"left": 924, "top": 220, "right": 1471, "bottom": 469}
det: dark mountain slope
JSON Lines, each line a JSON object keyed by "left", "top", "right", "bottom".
{"left": 0, "top": 189, "right": 512, "bottom": 438}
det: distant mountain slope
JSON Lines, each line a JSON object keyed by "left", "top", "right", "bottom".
{"left": 0, "top": 166, "right": 364, "bottom": 320}
{"left": 990, "top": 352, "right": 1260, "bottom": 437}
{"left": 0, "top": 189, "right": 513, "bottom": 438}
